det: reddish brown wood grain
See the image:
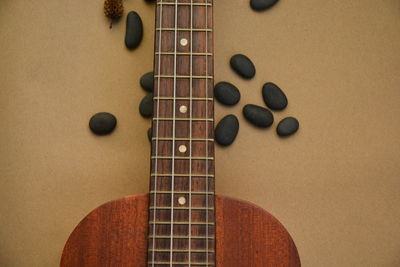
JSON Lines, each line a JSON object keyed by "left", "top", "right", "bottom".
{"left": 216, "top": 196, "right": 301, "bottom": 267}
{"left": 61, "top": 195, "right": 149, "bottom": 267}
{"left": 61, "top": 194, "right": 300, "bottom": 266}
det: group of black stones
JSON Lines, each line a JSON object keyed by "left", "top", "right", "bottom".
{"left": 90, "top": 0, "right": 300, "bottom": 146}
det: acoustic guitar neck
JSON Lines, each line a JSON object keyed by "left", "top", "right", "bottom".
{"left": 148, "top": 0, "right": 216, "bottom": 265}
{"left": 60, "top": 1, "right": 302, "bottom": 266}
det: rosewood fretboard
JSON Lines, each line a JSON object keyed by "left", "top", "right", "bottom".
{"left": 148, "top": 0, "right": 215, "bottom": 266}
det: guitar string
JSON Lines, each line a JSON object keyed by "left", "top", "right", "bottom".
{"left": 205, "top": 1, "right": 210, "bottom": 265}
{"left": 188, "top": 0, "right": 194, "bottom": 266}
{"left": 151, "top": 1, "right": 163, "bottom": 266}
{"left": 169, "top": 0, "right": 179, "bottom": 266}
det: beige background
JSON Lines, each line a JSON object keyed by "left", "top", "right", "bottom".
{"left": 1, "top": 0, "right": 399, "bottom": 266}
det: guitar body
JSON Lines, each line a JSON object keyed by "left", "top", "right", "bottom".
{"left": 61, "top": 194, "right": 300, "bottom": 267}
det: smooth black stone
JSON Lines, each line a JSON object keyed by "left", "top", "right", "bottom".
{"left": 250, "top": 0, "right": 279, "bottom": 11}
{"left": 125, "top": 11, "right": 143, "bottom": 50}
{"left": 277, "top": 117, "right": 299, "bottom": 137}
{"left": 89, "top": 112, "right": 117, "bottom": 135}
{"left": 215, "top": 115, "right": 239, "bottom": 146}
{"left": 214, "top": 82, "right": 241, "bottom": 106}
{"left": 262, "top": 82, "right": 288, "bottom": 110}
{"left": 139, "top": 93, "right": 154, "bottom": 118}
{"left": 243, "top": 104, "right": 274, "bottom": 128}
{"left": 230, "top": 54, "right": 256, "bottom": 79}
{"left": 140, "top": 72, "right": 153, "bottom": 92}
{"left": 147, "top": 127, "right": 152, "bottom": 142}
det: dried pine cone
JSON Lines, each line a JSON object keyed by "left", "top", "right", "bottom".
{"left": 104, "top": 0, "right": 124, "bottom": 28}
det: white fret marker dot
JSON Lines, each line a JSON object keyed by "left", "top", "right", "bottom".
{"left": 178, "top": 197, "right": 186, "bottom": 205}
{"left": 180, "top": 38, "right": 188, "bottom": 46}
{"left": 179, "top": 105, "right": 188, "bottom": 113}
{"left": 179, "top": 145, "right": 187, "bottom": 153}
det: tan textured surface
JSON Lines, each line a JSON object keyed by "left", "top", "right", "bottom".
{"left": 0, "top": 0, "right": 399, "bottom": 266}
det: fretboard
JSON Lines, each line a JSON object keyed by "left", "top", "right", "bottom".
{"left": 148, "top": 0, "right": 215, "bottom": 266}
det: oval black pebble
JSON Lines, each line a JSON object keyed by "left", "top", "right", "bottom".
{"left": 230, "top": 54, "right": 256, "bottom": 79}
{"left": 277, "top": 117, "right": 299, "bottom": 137}
{"left": 125, "top": 11, "right": 143, "bottom": 50}
{"left": 147, "top": 127, "right": 152, "bottom": 142}
{"left": 262, "top": 82, "right": 288, "bottom": 110}
{"left": 243, "top": 104, "right": 274, "bottom": 128}
{"left": 214, "top": 82, "right": 241, "bottom": 106}
{"left": 139, "top": 93, "right": 154, "bottom": 118}
{"left": 250, "top": 0, "right": 279, "bottom": 11}
{"left": 140, "top": 72, "right": 154, "bottom": 92}
{"left": 89, "top": 112, "right": 117, "bottom": 135}
{"left": 215, "top": 115, "right": 239, "bottom": 146}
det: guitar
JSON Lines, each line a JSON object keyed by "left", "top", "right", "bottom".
{"left": 61, "top": 1, "right": 301, "bottom": 266}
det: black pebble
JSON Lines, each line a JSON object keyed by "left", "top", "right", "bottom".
{"left": 250, "top": 0, "right": 279, "bottom": 11}
{"left": 139, "top": 93, "right": 154, "bottom": 118}
{"left": 277, "top": 117, "right": 299, "bottom": 137}
{"left": 214, "top": 82, "right": 241, "bottom": 106}
{"left": 89, "top": 112, "right": 117, "bottom": 135}
{"left": 215, "top": 115, "right": 239, "bottom": 146}
{"left": 230, "top": 54, "right": 256, "bottom": 79}
{"left": 147, "top": 127, "right": 152, "bottom": 142}
{"left": 243, "top": 104, "right": 274, "bottom": 128}
{"left": 140, "top": 72, "right": 154, "bottom": 92}
{"left": 125, "top": 11, "right": 143, "bottom": 50}
{"left": 262, "top": 82, "right": 288, "bottom": 110}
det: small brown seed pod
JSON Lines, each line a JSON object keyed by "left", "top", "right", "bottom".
{"left": 104, "top": 0, "right": 124, "bottom": 28}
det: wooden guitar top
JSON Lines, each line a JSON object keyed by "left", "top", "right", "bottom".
{"left": 61, "top": 194, "right": 300, "bottom": 266}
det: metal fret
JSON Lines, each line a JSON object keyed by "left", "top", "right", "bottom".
{"left": 155, "top": 52, "right": 213, "bottom": 56}
{"left": 156, "top": 27, "right": 213, "bottom": 32}
{"left": 149, "top": 235, "right": 214, "bottom": 240}
{"left": 148, "top": 262, "right": 214, "bottom": 266}
{"left": 149, "top": 248, "right": 215, "bottom": 253}
{"left": 150, "top": 190, "right": 214, "bottom": 194}
{"left": 151, "top": 156, "right": 214, "bottom": 160}
{"left": 154, "top": 75, "right": 213, "bottom": 79}
{"left": 153, "top": 118, "right": 213, "bottom": 122}
{"left": 149, "top": 206, "right": 214, "bottom": 210}
{"left": 157, "top": 2, "right": 212, "bottom": 7}
{"left": 151, "top": 173, "right": 214, "bottom": 177}
{"left": 151, "top": 138, "right": 214, "bottom": 142}
{"left": 154, "top": 97, "right": 214, "bottom": 101}
{"left": 149, "top": 221, "right": 215, "bottom": 225}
